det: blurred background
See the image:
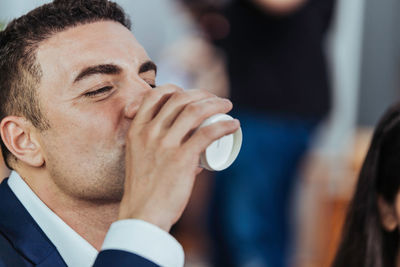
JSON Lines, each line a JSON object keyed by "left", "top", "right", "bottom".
{"left": 1, "top": 0, "right": 399, "bottom": 266}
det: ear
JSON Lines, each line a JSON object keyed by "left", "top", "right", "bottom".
{"left": 0, "top": 116, "right": 44, "bottom": 168}
{"left": 378, "top": 195, "right": 398, "bottom": 232}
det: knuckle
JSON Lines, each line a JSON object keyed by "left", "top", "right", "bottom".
{"left": 145, "top": 89, "right": 160, "bottom": 101}
{"left": 200, "top": 126, "right": 216, "bottom": 140}
{"left": 186, "top": 102, "right": 202, "bottom": 115}
{"left": 170, "top": 91, "right": 187, "bottom": 103}
{"left": 140, "top": 123, "right": 158, "bottom": 141}
{"left": 209, "top": 97, "right": 232, "bottom": 112}
{"left": 163, "top": 83, "right": 184, "bottom": 92}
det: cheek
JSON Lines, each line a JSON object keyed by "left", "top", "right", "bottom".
{"left": 46, "top": 102, "right": 124, "bottom": 150}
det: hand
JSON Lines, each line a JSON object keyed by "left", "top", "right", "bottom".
{"left": 118, "top": 84, "right": 240, "bottom": 231}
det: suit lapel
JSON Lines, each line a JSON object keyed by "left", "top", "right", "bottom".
{"left": 0, "top": 178, "right": 66, "bottom": 266}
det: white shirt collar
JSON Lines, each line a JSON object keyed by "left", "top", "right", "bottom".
{"left": 7, "top": 171, "right": 98, "bottom": 267}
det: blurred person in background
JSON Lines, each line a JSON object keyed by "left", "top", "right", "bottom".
{"left": 332, "top": 103, "right": 400, "bottom": 267}
{"left": 181, "top": 0, "right": 336, "bottom": 266}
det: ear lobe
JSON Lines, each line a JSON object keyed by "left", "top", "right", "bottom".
{"left": 378, "top": 195, "right": 398, "bottom": 232}
{"left": 0, "top": 116, "right": 44, "bottom": 168}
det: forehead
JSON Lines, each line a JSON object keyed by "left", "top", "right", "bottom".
{"left": 36, "top": 21, "right": 149, "bottom": 83}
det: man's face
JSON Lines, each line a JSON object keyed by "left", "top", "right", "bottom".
{"left": 34, "top": 21, "right": 156, "bottom": 202}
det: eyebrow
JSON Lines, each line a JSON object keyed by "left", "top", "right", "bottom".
{"left": 74, "top": 64, "right": 122, "bottom": 83}
{"left": 139, "top": 61, "right": 157, "bottom": 75}
{"left": 73, "top": 60, "right": 157, "bottom": 83}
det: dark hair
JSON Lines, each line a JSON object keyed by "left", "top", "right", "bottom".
{"left": 332, "top": 103, "right": 400, "bottom": 267}
{"left": 0, "top": 0, "right": 131, "bottom": 169}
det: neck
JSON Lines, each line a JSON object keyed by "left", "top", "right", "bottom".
{"left": 53, "top": 199, "right": 119, "bottom": 250}
{"left": 17, "top": 168, "right": 120, "bottom": 250}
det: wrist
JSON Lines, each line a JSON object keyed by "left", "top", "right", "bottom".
{"left": 118, "top": 206, "right": 173, "bottom": 232}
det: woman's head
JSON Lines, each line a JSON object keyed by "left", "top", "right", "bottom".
{"left": 333, "top": 103, "right": 400, "bottom": 267}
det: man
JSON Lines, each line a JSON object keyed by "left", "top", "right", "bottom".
{"left": 0, "top": 0, "right": 239, "bottom": 266}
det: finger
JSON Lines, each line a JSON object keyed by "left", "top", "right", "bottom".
{"left": 183, "top": 119, "right": 240, "bottom": 156}
{"left": 165, "top": 97, "right": 233, "bottom": 145}
{"left": 152, "top": 89, "right": 214, "bottom": 129}
{"left": 133, "top": 84, "right": 183, "bottom": 125}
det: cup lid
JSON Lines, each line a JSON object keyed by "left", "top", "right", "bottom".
{"left": 199, "top": 114, "right": 242, "bottom": 171}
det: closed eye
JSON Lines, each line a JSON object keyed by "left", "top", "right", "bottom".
{"left": 84, "top": 86, "right": 113, "bottom": 97}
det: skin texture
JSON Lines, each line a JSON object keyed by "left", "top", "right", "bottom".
{"left": 0, "top": 21, "right": 239, "bottom": 250}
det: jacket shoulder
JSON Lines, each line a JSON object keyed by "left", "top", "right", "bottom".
{"left": 0, "top": 232, "right": 32, "bottom": 267}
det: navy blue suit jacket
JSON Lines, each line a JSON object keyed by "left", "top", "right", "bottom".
{"left": 0, "top": 179, "right": 159, "bottom": 266}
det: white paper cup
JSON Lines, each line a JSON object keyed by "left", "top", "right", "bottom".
{"left": 198, "top": 114, "right": 242, "bottom": 171}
